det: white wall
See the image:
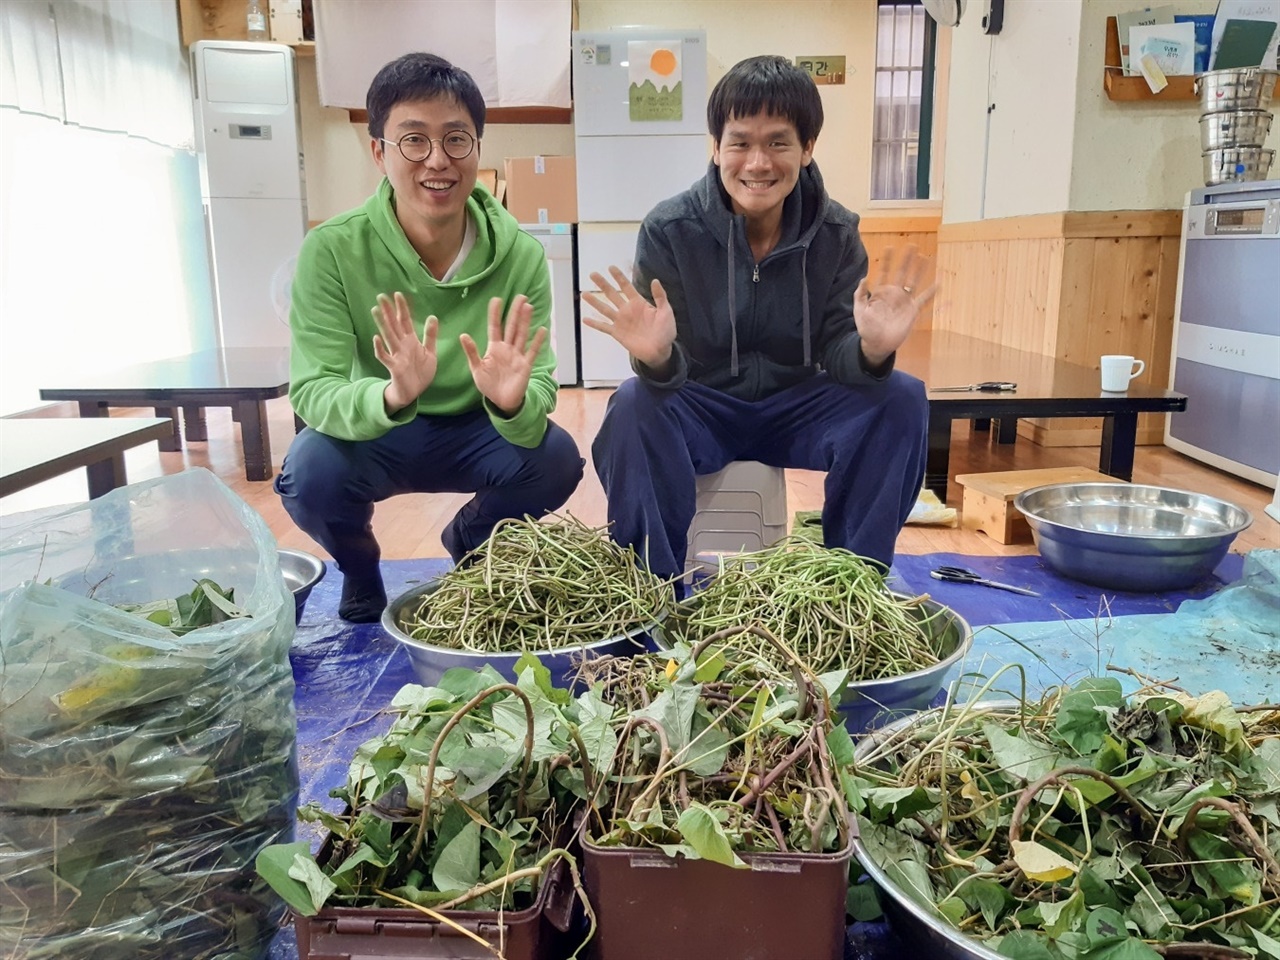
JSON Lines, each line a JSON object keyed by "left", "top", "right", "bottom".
{"left": 942, "top": 0, "right": 1084, "bottom": 223}
{"left": 298, "top": 0, "right": 887, "bottom": 221}
{"left": 942, "top": 0, "right": 1280, "bottom": 220}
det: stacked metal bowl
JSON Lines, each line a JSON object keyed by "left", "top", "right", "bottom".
{"left": 1196, "top": 67, "right": 1277, "bottom": 185}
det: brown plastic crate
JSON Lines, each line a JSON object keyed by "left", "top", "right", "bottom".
{"left": 294, "top": 842, "right": 576, "bottom": 960}
{"left": 582, "top": 827, "right": 853, "bottom": 960}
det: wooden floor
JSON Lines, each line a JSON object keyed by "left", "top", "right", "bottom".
{"left": 3, "top": 388, "right": 1277, "bottom": 560}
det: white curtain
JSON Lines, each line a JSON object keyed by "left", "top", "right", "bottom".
{"left": 0, "top": 1, "right": 211, "bottom": 417}
{"left": 314, "top": 0, "right": 571, "bottom": 111}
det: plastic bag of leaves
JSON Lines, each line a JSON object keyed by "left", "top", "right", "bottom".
{"left": 0, "top": 468, "right": 298, "bottom": 960}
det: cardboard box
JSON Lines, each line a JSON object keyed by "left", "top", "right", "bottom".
{"left": 502, "top": 156, "right": 577, "bottom": 225}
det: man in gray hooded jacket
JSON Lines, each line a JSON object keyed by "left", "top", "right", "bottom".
{"left": 584, "top": 55, "right": 934, "bottom": 582}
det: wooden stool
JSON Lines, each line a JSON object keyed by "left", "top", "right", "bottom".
{"left": 955, "top": 466, "right": 1114, "bottom": 544}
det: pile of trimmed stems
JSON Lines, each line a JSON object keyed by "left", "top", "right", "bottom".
{"left": 397, "top": 515, "right": 671, "bottom": 652}
{"left": 667, "top": 537, "right": 949, "bottom": 681}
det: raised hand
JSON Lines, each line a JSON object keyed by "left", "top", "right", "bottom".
{"left": 373, "top": 291, "right": 438, "bottom": 414}
{"left": 853, "top": 245, "right": 938, "bottom": 367}
{"left": 459, "top": 295, "right": 546, "bottom": 417}
{"left": 582, "top": 266, "right": 677, "bottom": 370}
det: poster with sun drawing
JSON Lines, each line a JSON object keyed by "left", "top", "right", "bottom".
{"left": 628, "top": 40, "right": 682, "bottom": 121}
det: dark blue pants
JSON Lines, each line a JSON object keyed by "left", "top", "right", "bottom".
{"left": 275, "top": 411, "right": 583, "bottom": 582}
{"left": 592, "top": 373, "right": 929, "bottom": 580}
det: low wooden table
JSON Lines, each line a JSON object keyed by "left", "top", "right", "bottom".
{"left": 39, "top": 348, "right": 291, "bottom": 482}
{"left": 895, "top": 331, "right": 1188, "bottom": 499}
{"left": 0, "top": 417, "right": 173, "bottom": 499}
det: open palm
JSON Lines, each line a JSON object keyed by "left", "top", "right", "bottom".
{"left": 373, "top": 291, "right": 438, "bottom": 414}
{"left": 459, "top": 295, "right": 546, "bottom": 416}
{"left": 854, "top": 245, "right": 938, "bottom": 366}
{"left": 582, "top": 266, "right": 676, "bottom": 369}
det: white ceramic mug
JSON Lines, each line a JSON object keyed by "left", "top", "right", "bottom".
{"left": 1100, "top": 355, "right": 1145, "bottom": 392}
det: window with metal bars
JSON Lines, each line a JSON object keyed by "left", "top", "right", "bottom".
{"left": 871, "top": 0, "right": 937, "bottom": 201}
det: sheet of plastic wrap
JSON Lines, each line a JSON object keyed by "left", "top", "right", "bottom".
{"left": 1, "top": 469, "right": 298, "bottom": 960}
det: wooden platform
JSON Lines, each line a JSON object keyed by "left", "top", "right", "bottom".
{"left": 956, "top": 466, "right": 1113, "bottom": 544}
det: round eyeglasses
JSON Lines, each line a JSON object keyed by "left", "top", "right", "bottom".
{"left": 382, "top": 130, "right": 477, "bottom": 163}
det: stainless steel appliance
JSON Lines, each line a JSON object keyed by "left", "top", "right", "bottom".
{"left": 1165, "top": 180, "right": 1280, "bottom": 486}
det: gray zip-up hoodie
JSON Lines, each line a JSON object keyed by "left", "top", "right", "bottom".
{"left": 632, "top": 159, "right": 891, "bottom": 401}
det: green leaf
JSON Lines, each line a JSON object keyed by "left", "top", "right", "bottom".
{"left": 984, "top": 723, "right": 1061, "bottom": 784}
{"left": 514, "top": 651, "right": 571, "bottom": 705}
{"left": 680, "top": 714, "right": 730, "bottom": 777}
{"left": 431, "top": 818, "right": 481, "bottom": 893}
{"left": 635, "top": 683, "right": 700, "bottom": 756}
{"left": 997, "top": 930, "right": 1060, "bottom": 960}
{"left": 847, "top": 881, "right": 885, "bottom": 922}
{"left": 573, "top": 688, "right": 618, "bottom": 779}
{"left": 1185, "top": 829, "right": 1262, "bottom": 905}
{"left": 1054, "top": 678, "right": 1123, "bottom": 755}
{"left": 437, "top": 666, "right": 503, "bottom": 701}
{"left": 1083, "top": 906, "right": 1131, "bottom": 947}
{"left": 288, "top": 852, "right": 338, "bottom": 913}
{"left": 453, "top": 745, "right": 514, "bottom": 800}
{"left": 862, "top": 786, "right": 938, "bottom": 824}
{"left": 255, "top": 841, "right": 320, "bottom": 916}
{"left": 826, "top": 724, "right": 856, "bottom": 767}
{"left": 936, "top": 896, "right": 967, "bottom": 927}
{"left": 856, "top": 819, "right": 934, "bottom": 910}
{"left": 490, "top": 688, "right": 558, "bottom": 762}
{"left": 1080, "top": 938, "right": 1162, "bottom": 960}
{"left": 960, "top": 877, "right": 1014, "bottom": 930}
{"left": 1240, "top": 736, "right": 1280, "bottom": 795}
{"left": 692, "top": 648, "right": 725, "bottom": 683}
{"left": 674, "top": 803, "right": 746, "bottom": 868}
{"left": 1039, "top": 889, "right": 1085, "bottom": 938}
{"left": 1078, "top": 865, "right": 1123, "bottom": 911}
{"left": 1254, "top": 928, "right": 1280, "bottom": 960}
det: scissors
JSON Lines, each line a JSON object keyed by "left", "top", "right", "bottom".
{"left": 932, "top": 381, "right": 1018, "bottom": 393}
{"left": 930, "top": 565, "right": 1041, "bottom": 596}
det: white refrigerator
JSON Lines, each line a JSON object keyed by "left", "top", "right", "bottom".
{"left": 519, "top": 223, "right": 579, "bottom": 385}
{"left": 572, "top": 28, "right": 709, "bottom": 387}
{"left": 192, "top": 41, "right": 307, "bottom": 351}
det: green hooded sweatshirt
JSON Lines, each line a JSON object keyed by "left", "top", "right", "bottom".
{"left": 288, "top": 178, "right": 556, "bottom": 448}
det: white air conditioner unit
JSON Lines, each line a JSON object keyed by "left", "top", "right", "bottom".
{"left": 192, "top": 40, "right": 308, "bottom": 350}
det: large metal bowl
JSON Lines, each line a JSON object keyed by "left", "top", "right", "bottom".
{"left": 835, "top": 596, "right": 972, "bottom": 733}
{"left": 655, "top": 593, "right": 973, "bottom": 734}
{"left": 851, "top": 704, "right": 1014, "bottom": 960}
{"left": 1014, "top": 482, "right": 1251, "bottom": 592}
{"left": 279, "top": 548, "right": 326, "bottom": 624}
{"left": 382, "top": 580, "right": 661, "bottom": 690}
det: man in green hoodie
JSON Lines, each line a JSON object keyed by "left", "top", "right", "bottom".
{"left": 275, "top": 53, "right": 582, "bottom": 622}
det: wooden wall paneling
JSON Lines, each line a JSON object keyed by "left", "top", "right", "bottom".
{"left": 934, "top": 242, "right": 961, "bottom": 332}
{"left": 989, "top": 241, "right": 1009, "bottom": 341}
{"left": 1041, "top": 237, "right": 1066, "bottom": 356}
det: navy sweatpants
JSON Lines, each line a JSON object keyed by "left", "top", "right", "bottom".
{"left": 275, "top": 410, "right": 583, "bottom": 583}
{"left": 592, "top": 373, "right": 929, "bottom": 581}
